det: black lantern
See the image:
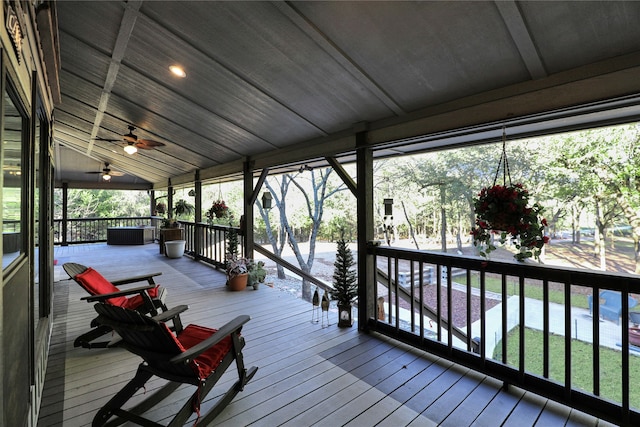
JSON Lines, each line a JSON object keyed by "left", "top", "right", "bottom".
{"left": 338, "top": 304, "right": 353, "bottom": 327}
{"left": 383, "top": 198, "right": 393, "bottom": 216}
{"left": 261, "top": 191, "right": 272, "bottom": 210}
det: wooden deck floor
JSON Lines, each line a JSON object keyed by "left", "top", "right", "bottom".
{"left": 37, "top": 243, "right": 614, "bottom": 426}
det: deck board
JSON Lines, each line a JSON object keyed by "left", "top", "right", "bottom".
{"left": 39, "top": 243, "right": 608, "bottom": 426}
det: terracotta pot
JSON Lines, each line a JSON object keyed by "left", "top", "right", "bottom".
{"left": 227, "top": 273, "right": 248, "bottom": 291}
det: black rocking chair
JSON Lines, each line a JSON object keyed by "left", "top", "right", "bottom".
{"left": 92, "top": 302, "right": 258, "bottom": 426}
{"left": 63, "top": 262, "right": 179, "bottom": 348}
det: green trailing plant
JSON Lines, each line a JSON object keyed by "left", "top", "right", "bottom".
{"left": 173, "top": 199, "right": 195, "bottom": 219}
{"left": 329, "top": 234, "right": 358, "bottom": 306}
{"left": 248, "top": 260, "right": 267, "bottom": 285}
{"left": 227, "top": 225, "right": 239, "bottom": 257}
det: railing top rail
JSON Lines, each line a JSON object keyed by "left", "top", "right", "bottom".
{"left": 369, "top": 243, "right": 640, "bottom": 291}
{"left": 55, "top": 216, "right": 153, "bottom": 222}
{"left": 254, "top": 243, "right": 332, "bottom": 292}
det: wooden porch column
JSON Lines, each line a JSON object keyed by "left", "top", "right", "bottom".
{"left": 356, "top": 131, "right": 374, "bottom": 331}
{"left": 167, "top": 179, "right": 173, "bottom": 216}
{"left": 194, "top": 170, "right": 202, "bottom": 223}
{"left": 149, "top": 190, "right": 155, "bottom": 215}
{"left": 243, "top": 160, "right": 255, "bottom": 258}
{"left": 194, "top": 171, "right": 203, "bottom": 258}
{"left": 62, "top": 182, "right": 68, "bottom": 246}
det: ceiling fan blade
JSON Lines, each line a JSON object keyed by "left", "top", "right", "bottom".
{"left": 136, "top": 139, "right": 165, "bottom": 147}
{"left": 93, "top": 137, "right": 123, "bottom": 142}
{"left": 109, "top": 171, "right": 125, "bottom": 176}
{"left": 85, "top": 171, "right": 102, "bottom": 174}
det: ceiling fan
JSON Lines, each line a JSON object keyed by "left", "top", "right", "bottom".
{"left": 95, "top": 125, "right": 165, "bottom": 155}
{"left": 86, "top": 162, "right": 124, "bottom": 181}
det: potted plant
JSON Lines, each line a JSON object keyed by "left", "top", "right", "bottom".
{"left": 248, "top": 260, "right": 267, "bottom": 290}
{"left": 226, "top": 253, "right": 249, "bottom": 291}
{"left": 329, "top": 234, "right": 358, "bottom": 327}
{"left": 173, "top": 199, "right": 195, "bottom": 219}
{"left": 470, "top": 183, "right": 549, "bottom": 261}
{"left": 155, "top": 202, "right": 166, "bottom": 216}
{"left": 161, "top": 217, "right": 178, "bottom": 228}
{"left": 206, "top": 199, "right": 229, "bottom": 221}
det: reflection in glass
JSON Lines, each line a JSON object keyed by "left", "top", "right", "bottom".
{"left": 3, "top": 85, "right": 24, "bottom": 268}
{"left": 34, "top": 113, "right": 41, "bottom": 325}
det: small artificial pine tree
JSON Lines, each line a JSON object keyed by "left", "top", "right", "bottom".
{"left": 227, "top": 223, "right": 239, "bottom": 257}
{"left": 329, "top": 235, "right": 358, "bottom": 306}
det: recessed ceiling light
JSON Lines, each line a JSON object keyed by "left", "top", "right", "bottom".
{"left": 169, "top": 65, "right": 186, "bottom": 78}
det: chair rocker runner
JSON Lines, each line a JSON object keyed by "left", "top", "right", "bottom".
{"left": 63, "top": 262, "right": 178, "bottom": 348}
{"left": 92, "top": 303, "right": 258, "bottom": 426}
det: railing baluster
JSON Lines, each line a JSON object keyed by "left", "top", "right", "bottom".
{"left": 501, "top": 274, "right": 507, "bottom": 364}
{"left": 466, "top": 269, "right": 472, "bottom": 352}
{"left": 394, "top": 257, "right": 400, "bottom": 330}
{"left": 387, "top": 255, "right": 392, "bottom": 325}
{"left": 519, "top": 275, "right": 525, "bottom": 378}
{"left": 446, "top": 261, "right": 453, "bottom": 351}
{"left": 419, "top": 260, "right": 424, "bottom": 340}
{"left": 622, "top": 284, "right": 630, "bottom": 424}
{"left": 410, "top": 260, "right": 415, "bottom": 332}
{"left": 564, "top": 280, "right": 572, "bottom": 399}
{"left": 543, "top": 278, "right": 549, "bottom": 379}
{"left": 436, "top": 263, "right": 442, "bottom": 342}
{"left": 593, "top": 285, "right": 600, "bottom": 397}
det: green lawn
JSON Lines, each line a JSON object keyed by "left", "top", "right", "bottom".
{"left": 455, "top": 274, "right": 590, "bottom": 309}
{"left": 493, "top": 326, "right": 640, "bottom": 409}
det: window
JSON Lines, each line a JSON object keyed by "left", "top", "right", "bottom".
{"left": 2, "top": 81, "right": 26, "bottom": 268}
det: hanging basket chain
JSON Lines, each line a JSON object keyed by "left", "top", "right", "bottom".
{"left": 492, "top": 126, "right": 512, "bottom": 187}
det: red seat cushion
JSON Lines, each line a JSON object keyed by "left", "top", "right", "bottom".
{"left": 75, "top": 267, "right": 159, "bottom": 308}
{"left": 174, "top": 324, "right": 233, "bottom": 379}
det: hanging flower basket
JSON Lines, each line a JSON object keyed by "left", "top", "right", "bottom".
{"left": 470, "top": 128, "right": 549, "bottom": 261}
{"left": 206, "top": 199, "right": 229, "bottom": 220}
{"left": 471, "top": 184, "right": 549, "bottom": 261}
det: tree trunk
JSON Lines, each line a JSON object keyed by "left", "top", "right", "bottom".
{"left": 594, "top": 200, "right": 607, "bottom": 271}
{"left": 401, "top": 201, "right": 420, "bottom": 250}
{"left": 614, "top": 196, "right": 640, "bottom": 274}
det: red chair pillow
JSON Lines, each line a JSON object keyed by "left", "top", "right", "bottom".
{"left": 161, "top": 323, "right": 233, "bottom": 380}
{"left": 75, "top": 267, "right": 160, "bottom": 308}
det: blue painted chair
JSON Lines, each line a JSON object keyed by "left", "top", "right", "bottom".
{"left": 588, "top": 290, "right": 637, "bottom": 325}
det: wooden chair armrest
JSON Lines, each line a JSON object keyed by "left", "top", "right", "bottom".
{"left": 81, "top": 284, "right": 157, "bottom": 302}
{"left": 110, "top": 272, "right": 162, "bottom": 286}
{"left": 152, "top": 305, "right": 189, "bottom": 323}
{"left": 170, "top": 315, "right": 251, "bottom": 364}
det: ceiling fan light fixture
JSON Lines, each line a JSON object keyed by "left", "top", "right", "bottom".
{"left": 124, "top": 144, "right": 138, "bottom": 155}
{"left": 102, "top": 173, "right": 112, "bottom": 181}
{"left": 169, "top": 65, "right": 186, "bottom": 78}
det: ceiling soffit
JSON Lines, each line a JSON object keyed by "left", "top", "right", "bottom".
{"left": 51, "top": 1, "right": 640, "bottom": 189}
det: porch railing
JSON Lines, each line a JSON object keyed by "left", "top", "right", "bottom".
{"left": 367, "top": 244, "right": 640, "bottom": 426}
{"left": 182, "top": 222, "right": 242, "bottom": 269}
{"left": 53, "top": 217, "right": 158, "bottom": 245}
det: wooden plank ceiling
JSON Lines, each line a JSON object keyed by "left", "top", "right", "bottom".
{"left": 52, "top": 1, "right": 640, "bottom": 189}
